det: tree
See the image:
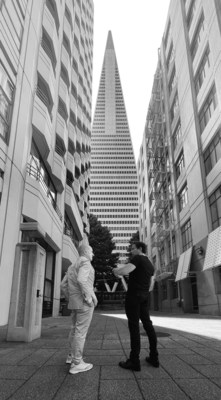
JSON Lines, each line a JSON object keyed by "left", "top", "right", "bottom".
{"left": 126, "top": 230, "right": 140, "bottom": 261}
{"left": 88, "top": 214, "right": 119, "bottom": 273}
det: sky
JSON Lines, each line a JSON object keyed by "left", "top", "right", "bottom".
{"left": 92, "top": 0, "right": 171, "bottom": 161}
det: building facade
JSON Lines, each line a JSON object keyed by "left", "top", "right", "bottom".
{"left": 90, "top": 31, "right": 139, "bottom": 262}
{"left": 138, "top": 0, "right": 221, "bottom": 315}
{"left": 0, "top": 0, "right": 94, "bottom": 327}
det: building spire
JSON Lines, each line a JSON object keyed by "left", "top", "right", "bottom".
{"left": 106, "top": 30, "right": 115, "bottom": 50}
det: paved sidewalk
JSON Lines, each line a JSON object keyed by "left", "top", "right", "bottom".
{"left": 0, "top": 311, "right": 221, "bottom": 400}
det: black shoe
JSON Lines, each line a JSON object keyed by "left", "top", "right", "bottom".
{"left": 119, "top": 359, "right": 141, "bottom": 371}
{"left": 146, "top": 356, "right": 159, "bottom": 368}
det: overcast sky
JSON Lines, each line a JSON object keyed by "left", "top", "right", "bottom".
{"left": 92, "top": 0, "right": 171, "bottom": 161}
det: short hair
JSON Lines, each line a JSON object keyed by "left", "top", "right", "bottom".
{"left": 132, "top": 241, "right": 147, "bottom": 254}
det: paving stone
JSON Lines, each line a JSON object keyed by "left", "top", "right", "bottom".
{"left": 85, "top": 348, "right": 124, "bottom": 356}
{"left": 175, "top": 378, "right": 221, "bottom": 400}
{"left": 158, "top": 348, "right": 195, "bottom": 355}
{"left": 211, "top": 378, "right": 221, "bottom": 389}
{"left": 0, "top": 349, "right": 34, "bottom": 365}
{"left": 0, "top": 365, "right": 37, "bottom": 380}
{"left": 84, "top": 340, "right": 102, "bottom": 349}
{"left": 193, "top": 364, "right": 221, "bottom": 378}
{"left": 159, "top": 355, "right": 202, "bottom": 378}
{"left": 44, "top": 349, "right": 70, "bottom": 365}
{"left": 176, "top": 353, "right": 213, "bottom": 365}
{"left": 102, "top": 340, "right": 122, "bottom": 349}
{"left": 89, "top": 355, "right": 121, "bottom": 366}
{"left": 101, "top": 364, "right": 136, "bottom": 380}
{"left": 0, "top": 379, "right": 25, "bottom": 400}
{"left": 18, "top": 349, "right": 56, "bottom": 366}
{"left": 99, "top": 380, "right": 143, "bottom": 400}
{"left": 8, "top": 366, "right": 67, "bottom": 400}
{"left": 138, "top": 379, "right": 189, "bottom": 400}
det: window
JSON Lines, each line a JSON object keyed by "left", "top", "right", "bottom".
{"left": 168, "top": 236, "right": 176, "bottom": 259}
{"left": 178, "top": 184, "right": 188, "bottom": 211}
{"left": 170, "top": 93, "right": 179, "bottom": 122}
{"left": 166, "top": 43, "right": 175, "bottom": 69}
{"left": 164, "top": 20, "right": 171, "bottom": 50}
{"left": 169, "top": 67, "right": 176, "bottom": 95}
{"left": 187, "top": 0, "right": 196, "bottom": 30}
{"left": 181, "top": 219, "right": 192, "bottom": 251}
{"left": 0, "top": 64, "right": 14, "bottom": 142}
{"left": 199, "top": 85, "right": 217, "bottom": 134}
{"left": 209, "top": 185, "right": 221, "bottom": 230}
{"left": 175, "top": 151, "right": 185, "bottom": 179}
{"left": 195, "top": 46, "right": 210, "bottom": 95}
{"left": 191, "top": 13, "right": 205, "bottom": 60}
{"left": 173, "top": 121, "right": 182, "bottom": 150}
{"left": 204, "top": 130, "right": 221, "bottom": 175}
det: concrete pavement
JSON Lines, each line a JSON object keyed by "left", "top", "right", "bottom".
{"left": 0, "top": 310, "right": 221, "bottom": 400}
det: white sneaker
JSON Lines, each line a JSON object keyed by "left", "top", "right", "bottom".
{"left": 69, "top": 360, "right": 93, "bottom": 375}
{"left": 66, "top": 354, "right": 72, "bottom": 364}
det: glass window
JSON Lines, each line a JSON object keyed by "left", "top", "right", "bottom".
{"left": 172, "top": 121, "right": 182, "bottom": 150}
{"left": 199, "top": 85, "right": 217, "bottom": 134}
{"left": 178, "top": 184, "right": 188, "bottom": 211}
{"left": 195, "top": 46, "right": 210, "bottom": 95}
{"left": 0, "top": 64, "right": 14, "bottom": 142}
{"left": 209, "top": 186, "right": 221, "bottom": 230}
{"left": 181, "top": 219, "right": 192, "bottom": 251}
{"left": 175, "top": 151, "right": 185, "bottom": 179}
{"left": 203, "top": 130, "right": 221, "bottom": 175}
{"left": 187, "top": 0, "right": 196, "bottom": 30}
{"left": 191, "top": 13, "right": 205, "bottom": 60}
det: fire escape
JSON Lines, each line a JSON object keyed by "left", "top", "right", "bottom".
{"left": 146, "top": 55, "right": 177, "bottom": 280}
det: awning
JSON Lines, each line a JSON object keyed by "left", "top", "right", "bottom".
{"left": 175, "top": 247, "right": 193, "bottom": 282}
{"left": 203, "top": 226, "right": 221, "bottom": 271}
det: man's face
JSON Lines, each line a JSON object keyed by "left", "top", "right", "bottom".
{"left": 131, "top": 244, "right": 139, "bottom": 256}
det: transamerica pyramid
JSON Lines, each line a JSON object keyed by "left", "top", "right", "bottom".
{"left": 90, "top": 31, "right": 139, "bottom": 262}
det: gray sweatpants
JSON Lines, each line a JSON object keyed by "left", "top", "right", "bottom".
{"left": 68, "top": 305, "right": 94, "bottom": 364}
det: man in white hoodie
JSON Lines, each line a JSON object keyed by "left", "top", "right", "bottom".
{"left": 61, "top": 242, "right": 97, "bottom": 374}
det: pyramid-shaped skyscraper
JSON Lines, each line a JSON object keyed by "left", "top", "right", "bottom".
{"left": 90, "top": 31, "right": 139, "bottom": 262}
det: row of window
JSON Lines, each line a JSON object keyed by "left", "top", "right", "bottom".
{"left": 96, "top": 214, "right": 139, "bottom": 219}
{"left": 91, "top": 208, "right": 138, "bottom": 213}
{"left": 90, "top": 191, "right": 138, "bottom": 196}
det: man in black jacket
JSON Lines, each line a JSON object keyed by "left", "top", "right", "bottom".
{"left": 114, "top": 241, "right": 159, "bottom": 371}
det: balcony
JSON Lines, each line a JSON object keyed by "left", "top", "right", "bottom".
{"left": 56, "top": 113, "right": 67, "bottom": 149}
{"left": 38, "top": 47, "right": 56, "bottom": 101}
{"left": 68, "top": 122, "right": 76, "bottom": 144}
{"left": 67, "top": 152, "right": 75, "bottom": 176}
{"left": 78, "top": 198, "right": 84, "bottom": 215}
{"left": 64, "top": 184, "right": 83, "bottom": 239}
{"left": 59, "top": 78, "right": 69, "bottom": 112}
{"left": 73, "top": 178, "right": 80, "bottom": 201}
{"left": 32, "top": 95, "right": 52, "bottom": 159}
{"left": 52, "top": 151, "right": 66, "bottom": 193}
{"left": 63, "top": 17, "right": 72, "bottom": 50}
{"left": 74, "top": 152, "right": 81, "bottom": 174}
{"left": 61, "top": 46, "right": 71, "bottom": 83}
{"left": 71, "top": 66, "right": 78, "bottom": 86}
{"left": 70, "top": 94, "right": 77, "bottom": 115}
{"left": 62, "top": 234, "right": 78, "bottom": 271}
{"left": 22, "top": 169, "right": 63, "bottom": 249}
{"left": 42, "top": 6, "right": 58, "bottom": 61}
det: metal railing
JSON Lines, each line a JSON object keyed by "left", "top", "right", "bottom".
{"left": 27, "top": 164, "right": 62, "bottom": 221}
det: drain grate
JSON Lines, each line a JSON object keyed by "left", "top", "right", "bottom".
{"left": 141, "top": 332, "right": 171, "bottom": 338}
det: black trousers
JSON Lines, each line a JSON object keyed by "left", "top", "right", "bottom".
{"left": 125, "top": 291, "right": 158, "bottom": 363}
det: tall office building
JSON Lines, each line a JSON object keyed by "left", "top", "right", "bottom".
{"left": 0, "top": 0, "right": 94, "bottom": 329}
{"left": 138, "top": 0, "right": 221, "bottom": 316}
{"left": 90, "top": 31, "right": 139, "bottom": 262}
